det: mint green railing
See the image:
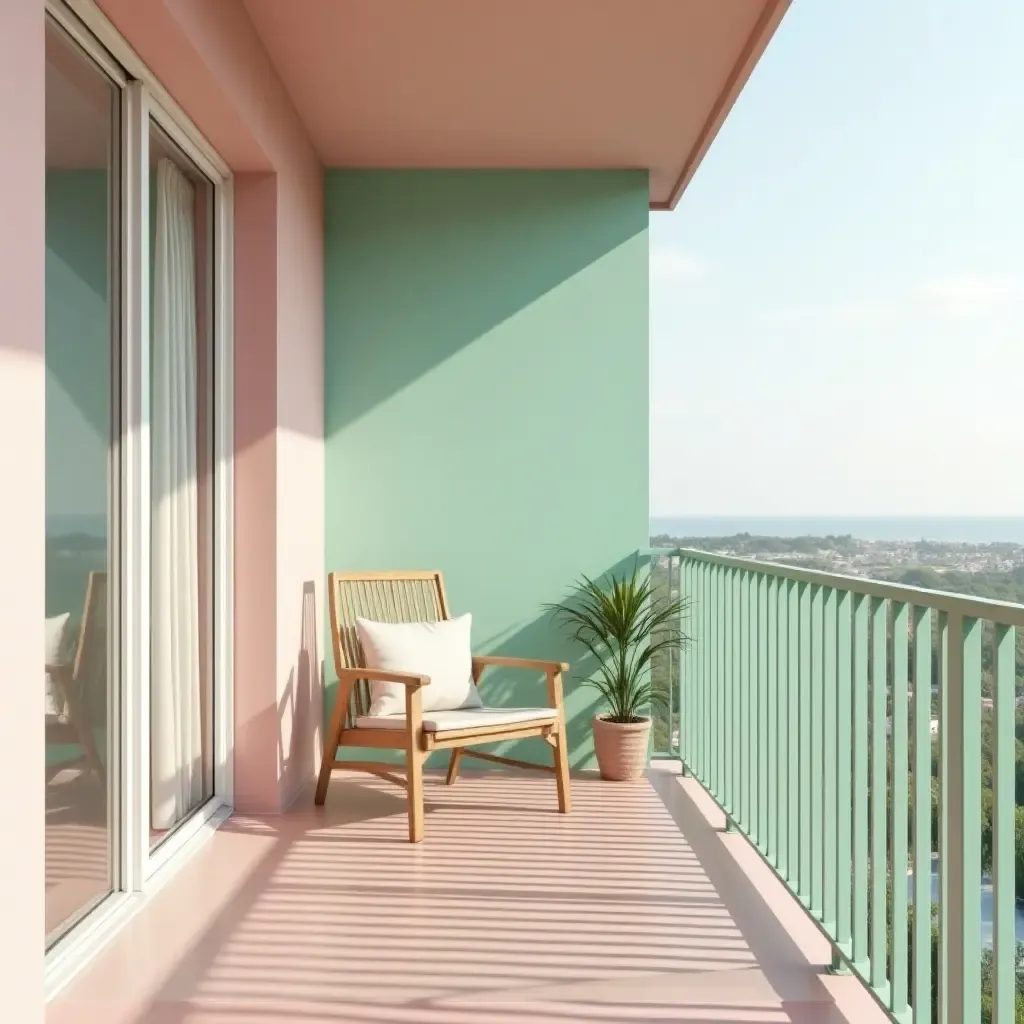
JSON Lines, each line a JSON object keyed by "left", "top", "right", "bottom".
{"left": 672, "top": 548, "right": 1024, "bottom": 1024}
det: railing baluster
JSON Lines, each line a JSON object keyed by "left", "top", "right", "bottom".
{"left": 823, "top": 586, "right": 837, "bottom": 932}
{"left": 778, "top": 577, "right": 790, "bottom": 879}
{"left": 992, "top": 624, "right": 1016, "bottom": 1024}
{"left": 912, "top": 605, "right": 933, "bottom": 1024}
{"left": 696, "top": 566, "right": 703, "bottom": 781}
{"left": 719, "top": 567, "right": 728, "bottom": 810}
{"left": 749, "top": 569, "right": 757, "bottom": 831}
{"left": 758, "top": 573, "right": 768, "bottom": 849}
{"left": 799, "top": 582, "right": 812, "bottom": 903}
{"left": 684, "top": 557, "right": 691, "bottom": 762}
{"left": 890, "top": 601, "right": 910, "bottom": 1016}
{"left": 701, "top": 560, "right": 709, "bottom": 780}
{"left": 870, "top": 597, "right": 888, "bottom": 996}
{"left": 724, "top": 567, "right": 734, "bottom": 816}
{"left": 737, "top": 573, "right": 745, "bottom": 827}
{"left": 671, "top": 557, "right": 679, "bottom": 757}
{"left": 767, "top": 575, "right": 778, "bottom": 866}
{"left": 747, "top": 571, "right": 756, "bottom": 836}
{"left": 939, "top": 610, "right": 949, "bottom": 1024}
{"left": 691, "top": 561, "right": 700, "bottom": 776}
{"left": 789, "top": 579, "right": 801, "bottom": 885}
{"left": 944, "top": 614, "right": 982, "bottom": 1024}
{"left": 704, "top": 564, "right": 713, "bottom": 794}
{"left": 853, "top": 593, "right": 870, "bottom": 969}
{"left": 712, "top": 569, "right": 720, "bottom": 798}
{"left": 740, "top": 570, "right": 750, "bottom": 828}
{"left": 836, "top": 589, "right": 853, "bottom": 960}
{"left": 811, "top": 583, "right": 824, "bottom": 919}
{"left": 682, "top": 556, "right": 689, "bottom": 760}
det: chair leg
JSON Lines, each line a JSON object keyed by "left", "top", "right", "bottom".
{"left": 405, "top": 685, "right": 426, "bottom": 842}
{"left": 407, "top": 749, "right": 425, "bottom": 843}
{"left": 314, "top": 752, "right": 335, "bottom": 807}
{"left": 446, "top": 747, "right": 463, "bottom": 785}
{"left": 553, "top": 727, "right": 572, "bottom": 814}
{"left": 315, "top": 718, "right": 344, "bottom": 805}
{"left": 316, "top": 689, "right": 351, "bottom": 806}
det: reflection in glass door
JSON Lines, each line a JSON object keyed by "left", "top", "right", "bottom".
{"left": 44, "top": 15, "right": 119, "bottom": 947}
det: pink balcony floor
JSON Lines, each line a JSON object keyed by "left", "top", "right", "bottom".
{"left": 48, "top": 765, "right": 887, "bottom": 1024}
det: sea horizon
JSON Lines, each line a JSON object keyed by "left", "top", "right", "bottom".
{"left": 650, "top": 515, "right": 1024, "bottom": 545}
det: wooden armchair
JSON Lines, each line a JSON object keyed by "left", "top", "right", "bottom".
{"left": 315, "top": 571, "right": 572, "bottom": 842}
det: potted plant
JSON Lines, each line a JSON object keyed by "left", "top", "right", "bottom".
{"left": 547, "top": 560, "right": 689, "bottom": 781}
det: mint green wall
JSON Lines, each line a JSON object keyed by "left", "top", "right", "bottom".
{"left": 323, "top": 170, "right": 649, "bottom": 768}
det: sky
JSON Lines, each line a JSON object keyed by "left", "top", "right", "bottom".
{"left": 650, "top": 0, "right": 1024, "bottom": 518}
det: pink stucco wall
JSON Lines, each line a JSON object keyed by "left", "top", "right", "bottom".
{"left": 93, "top": 0, "right": 326, "bottom": 814}
{"left": 4, "top": 0, "right": 321, "bottom": 1006}
{"left": 0, "top": 4, "right": 45, "bottom": 1020}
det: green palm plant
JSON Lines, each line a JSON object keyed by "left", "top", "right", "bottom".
{"left": 546, "top": 560, "right": 690, "bottom": 723}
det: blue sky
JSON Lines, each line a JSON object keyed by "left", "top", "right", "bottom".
{"left": 650, "top": 0, "right": 1024, "bottom": 517}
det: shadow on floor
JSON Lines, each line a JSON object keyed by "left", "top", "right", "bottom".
{"left": 48, "top": 768, "right": 884, "bottom": 1024}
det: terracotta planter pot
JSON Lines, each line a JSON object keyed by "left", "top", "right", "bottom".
{"left": 592, "top": 714, "right": 651, "bottom": 781}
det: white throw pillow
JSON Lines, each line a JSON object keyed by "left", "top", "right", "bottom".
{"left": 44, "top": 612, "right": 71, "bottom": 718}
{"left": 356, "top": 614, "right": 482, "bottom": 717}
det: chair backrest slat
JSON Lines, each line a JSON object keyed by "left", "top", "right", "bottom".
{"left": 74, "top": 571, "right": 108, "bottom": 727}
{"left": 328, "top": 571, "right": 450, "bottom": 722}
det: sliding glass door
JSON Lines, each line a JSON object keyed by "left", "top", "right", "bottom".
{"left": 44, "top": 0, "right": 232, "bottom": 962}
{"left": 44, "top": 14, "right": 119, "bottom": 948}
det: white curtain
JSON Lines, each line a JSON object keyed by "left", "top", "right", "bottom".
{"left": 151, "top": 157, "right": 203, "bottom": 831}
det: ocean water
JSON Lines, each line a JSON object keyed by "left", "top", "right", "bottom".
{"left": 650, "top": 516, "right": 1024, "bottom": 545}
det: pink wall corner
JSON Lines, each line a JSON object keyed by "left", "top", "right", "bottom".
{"left": 96, "top": 0, "right": 326, "bottom": 812}
{"left": 0, "top": 1, "right": 46, "bottom": 1018}
{"left": 232, "top": 172, "right": 280, "bottom": 813}
{"left": 275, "top": 154, "right": 326, "bottom": 810}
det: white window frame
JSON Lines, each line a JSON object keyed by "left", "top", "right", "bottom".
{"left": 44, "top": 0, "right": 235, "bottom": 998}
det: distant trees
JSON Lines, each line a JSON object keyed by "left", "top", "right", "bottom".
{"left": 654, "top": 532, "right": 860, "bottom": 557}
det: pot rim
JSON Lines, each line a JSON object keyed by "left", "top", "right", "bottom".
{"left": 592, "top": 713, "right": 652, "bottom": 727}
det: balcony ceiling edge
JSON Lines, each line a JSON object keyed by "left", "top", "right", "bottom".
{"left": 242, "top": 0, "right": 791, "bottom": 210}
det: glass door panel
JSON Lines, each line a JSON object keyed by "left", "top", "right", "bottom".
{"left": 44, "top": 15, "right": 119, "bottom": 947}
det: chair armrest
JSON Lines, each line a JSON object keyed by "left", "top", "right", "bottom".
{"left": 338, "top": 667, "right": 430, "bottom": 687}
{"left": 472, "top": 656, "right": 569, "bottom": 714}
{"left": 472, "top": 655, "right": 569, "bottom": 675}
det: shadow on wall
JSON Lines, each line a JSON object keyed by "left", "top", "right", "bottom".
{"left": 321, "top": 553, "right": 644, "bottom": 773}
{"left": 324, "top": 169, "right": 648, "bottom": 435}
{"left": 278, "top": 580, "right": 323, "bottom": 806}
{"left": 469, "top": 552, "right": 645, "bottom": 772}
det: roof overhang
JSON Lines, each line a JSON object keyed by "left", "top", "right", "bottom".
{"left": 242, "top": 0, "right": 789, "bottom": 210}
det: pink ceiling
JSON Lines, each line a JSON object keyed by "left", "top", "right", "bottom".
{"left": 242, "top": 0, "right": 788, "bottom": 210}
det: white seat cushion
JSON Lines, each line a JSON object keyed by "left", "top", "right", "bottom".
{"left": 355, "top": 706, "right": 557, "bottom": 733}
{"left": 356, "top": 613, "right": 482, "bottom": 716}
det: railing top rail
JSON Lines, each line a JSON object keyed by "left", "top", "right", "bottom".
{"left": 666, "top": 546, "right": 1024, "bottom": 628}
